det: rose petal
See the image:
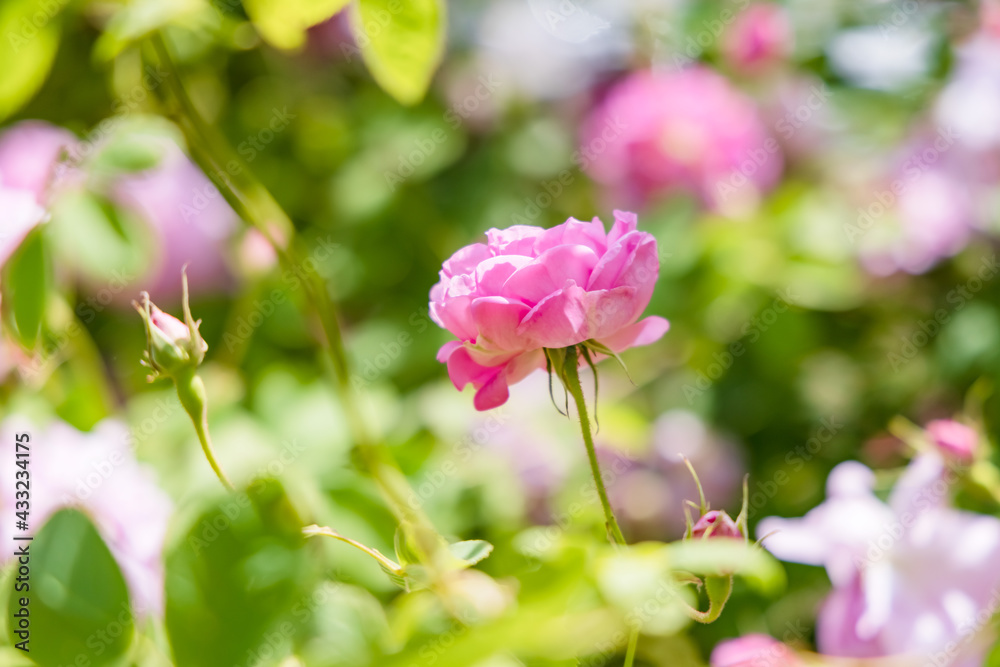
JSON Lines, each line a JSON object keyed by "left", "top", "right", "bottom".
{"left": 471, "top": 297, "right": 531, "bottom": 351}
{"left": 598, "top": 316, "right": 669, "bottom": 352}
{"left": 607, "top": 210, "right": 638, "bottom": 245}
{"left": 442, "top": 243, "right": 492, "bottom": 278}
{"left": 475, "top": 255, "right": 533, "bottom": 296}
{"left": 486, "top": 225, "right": 544, "bottom": 256}
{"left": 474, "top": 369, "right": 510, "bottom": 411}
{"left": 516, "top": 282, "right": 638, "bottom": 349}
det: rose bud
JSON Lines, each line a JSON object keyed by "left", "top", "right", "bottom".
{"left": 691, "top": 510, "right": 743, "bottom": 539}
{"left": 133, "top": 271, "right": 207, "bottom": 380}
{"left": 925, "top": 419, "right": 978, "bottom": 463}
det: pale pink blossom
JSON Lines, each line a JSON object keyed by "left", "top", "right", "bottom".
{"left": 1, "top": 417, "right": 173, "bottom": 615}
{"left": 758, "top": 455, "right": 1000, "bottom": 662}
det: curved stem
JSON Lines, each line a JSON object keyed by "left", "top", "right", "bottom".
{"left": 148, "top": 31, "right": 445, "bottom": 569}
{"left": 563, "top": 346, "right": 627, "bottom": 546}
{"left": 176, "top": 370, "right": 235, "bottom": 492}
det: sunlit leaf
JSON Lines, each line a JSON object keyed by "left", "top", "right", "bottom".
{"left": 449, "top": 540, "right": 493, "bottom": 567}
{"left": 2, "top": 227, "right": 49, "bottom": 349}
{"left": 8, "top": 509, "right": 133, "bottom": 667}
{"left": 243, "top": 0, "right": 351, "bottom": 50}
{"left": 0, "top": 0, "right": 62, "bottom": 121}
{"left": 354, "top": 0, "right": 445, "bottom": 105}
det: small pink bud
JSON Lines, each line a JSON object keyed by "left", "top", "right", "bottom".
{"left": 711, "top": 634, "right": 802, "bottom": 667}
{"left": 691, "top": 510, "right": 742, "bottom": 539}
{"left": 722, "top": 4, "right": 793, "bottom": 71}
{"left": 133, "top": 271, "right": 207, "bottom": 380}
{"left": 925, "top": 419, "right": 978, "bottom": 462}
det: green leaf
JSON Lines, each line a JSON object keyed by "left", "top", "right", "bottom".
{"left": 8, "top": 509, "right": 133, "bottom": 667}
{"left": 166, "top": 480, "right": 313, "bottom": 667}
{"left": 449, "top": 540, "right": 494, "bottom": 567}
{"left": 2, "top": 227, "right": 49, "bottom": 349}
{"left": 0, "top": 0, "right": 62, "bottom": 121}
{"left": 94, "top": 0, "right": 218, "bottom": 61}
{"left": 243, "top": 0, "right": 351, "bottom": 50}
{"left": 47, "top": 190, "right": 153, "bottom": 284}
{"left": 354, "top": 0, "right": 445, "bottom": 105}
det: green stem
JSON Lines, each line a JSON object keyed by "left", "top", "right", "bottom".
{"left": 563, "top": 346, "right": 627, "bottom": 547}
{"left": 624, "top": 628, "right": 639, "bottom": 667}
{"left": 175, "top": 369, "right": 235, "bottom": 492}
{"left": 148, "top": 31, "right": 445, "bottom": 569}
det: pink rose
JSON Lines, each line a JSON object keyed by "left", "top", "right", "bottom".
{"left": 431, "top": 211, "right": 668, "bottom": 410}
{"left": 925, "top": 419, "right": 978, "bottom": 462}
{"left": 711, "top": 634, "right": 802, "bottom": 667}
{"left": 581, "top": 68, "right": 781, "bottom": 210}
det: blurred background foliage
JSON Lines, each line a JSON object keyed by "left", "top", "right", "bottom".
{"left": 2, "top": 0, "right": 1000, "bottom": 665}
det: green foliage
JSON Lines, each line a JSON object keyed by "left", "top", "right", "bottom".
{"left": 243, "top": 0, "right": 351, "bottom": 50}
{"left": 10, "top": 509, "right": 133, "bottom": 667}
{"left": 0, "top": 0, "right": 62, "bottom": 121}
{"left": 1, "top": 228, "right": 49, "bottom": 349}
{"left": 165, "top": 480, "right": 313, "bottom": 667}
{"left": 355, "top": 0, "right": 446, "bottom": 105}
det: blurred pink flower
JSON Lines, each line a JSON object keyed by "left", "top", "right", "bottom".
{"left": 925, "top": 419, "right": 978, "bottom": 463}
{"left": 722, "top": 4, "right": 793, "bottom": 71}
{"left": 431, "top": 211, "right": 668, "bottom": 410}
{"left": 758, "top": 455, "right": 1000, "bottom": 662}
{"left": 858, "top": 164, "right": 975, "bottom": 276}
{"left": 580, "top": 68, "right": 781, "bottom": 211}
{"left": 1, "top": 417, "right": 173, "bottom": 615}
{"left": 0, "top": 120, "right": 76, "bottom": 205}
{"left": 711, "top": 634, "right": 802, "bottom": 667}
{"left": 0, "top": 121, "right": 75, "bottom": 268}
{"left": 111, "top": 139, "right": 238, "bottom": 302}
